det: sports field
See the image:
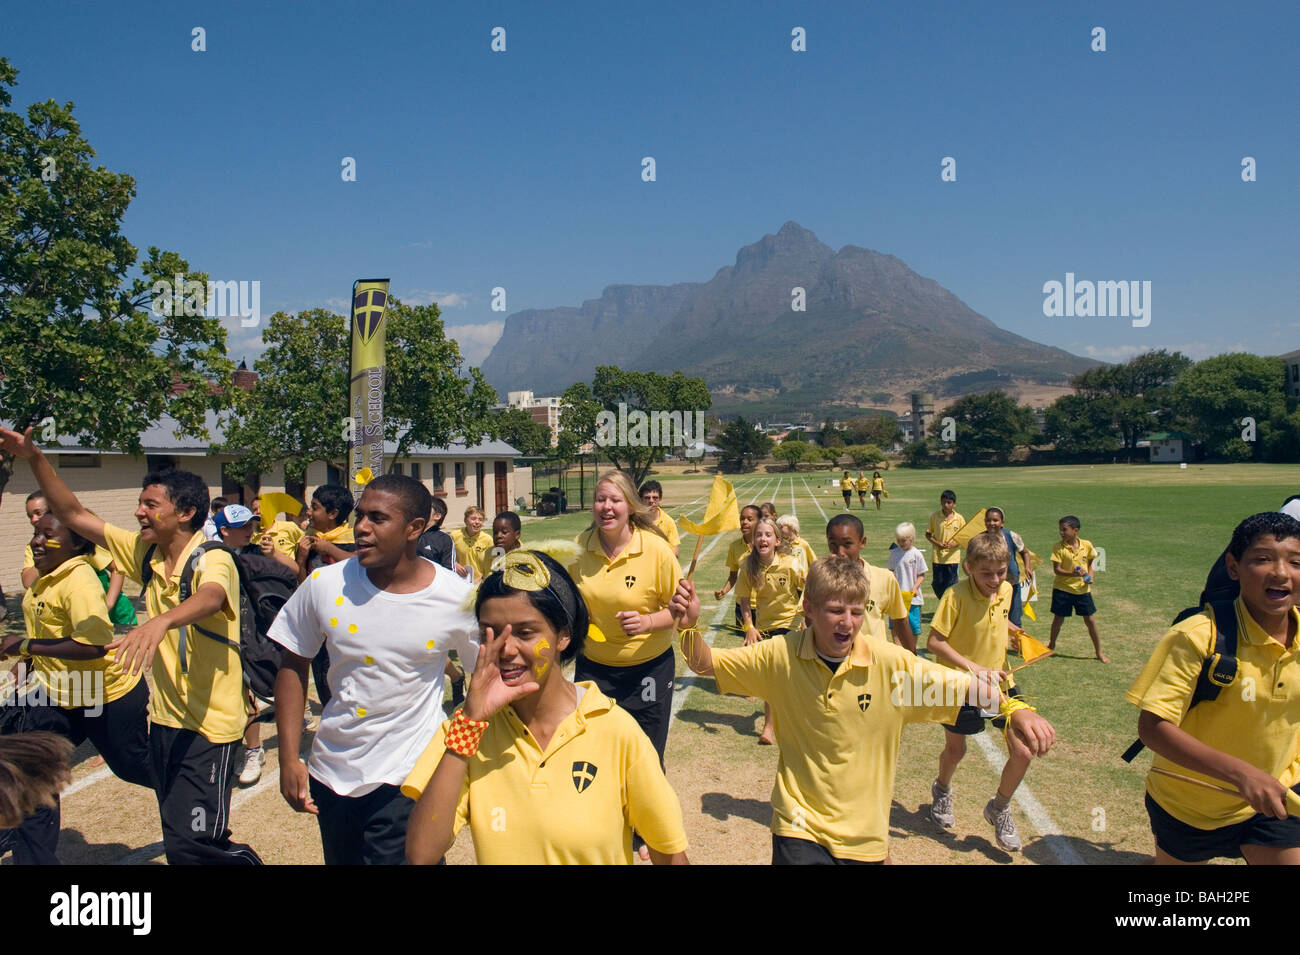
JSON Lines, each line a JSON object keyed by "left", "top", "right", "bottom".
{"left": 5, "top": 463, "right": 1297, "bottom": 865}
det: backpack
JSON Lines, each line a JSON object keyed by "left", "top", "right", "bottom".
{"left": 141, "top": 541, "right": 298, "bottom": 702}
{"left": 1121, "top": 600, "right": 1237, "bottom": 763}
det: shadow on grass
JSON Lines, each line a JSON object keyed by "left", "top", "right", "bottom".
{"left": 675, "top": 707, "right": 761, "bottom": 739}
{"left": 700, "top": 791, "right": 771, "bottom": 825}
{"left": 889, "top": 800, "right": 1013, "bottom": 863}
{"left": 1023, "top": 836, "right": 1152, "bottom": 866}
{"left": 46, "top": 829, "right": 149, "bottom": 865}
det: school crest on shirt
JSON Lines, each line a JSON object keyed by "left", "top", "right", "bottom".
{"left": 624, "top": 575, "right": 636, "bottom": 589}
{"left": 858, "top": 693, "right": 872, "bottom": 712}
{"left": 572, "top": 761, "right": 598, "bottom": 793}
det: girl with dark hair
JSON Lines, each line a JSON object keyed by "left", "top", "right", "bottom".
{"left": 404, "top": 550, "right": 691, "bottom": 865}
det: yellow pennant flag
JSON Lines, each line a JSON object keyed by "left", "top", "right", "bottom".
{"left": 1022, "top": 599, "right": 1037, "bottom": 622}
{"left": 1010, "top": 629, "right": 1054, "bottom": 671}
{"left": 953, "top": 508, "right": 987, "bottom": 548}
{"left": 678, "top": 476, "right": 740, "bottom": 537}
{"left": 900, "top": 590, "right": 914, "bottom": 606}
{"left": 258, "top": 492, "right": 304, "bottom": 522}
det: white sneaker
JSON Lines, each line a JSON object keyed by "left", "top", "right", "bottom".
{"left": 931, "top": 781, "right": 955, "bottom": 828}
{"left": 984, "top": 798, "right": 1022, "bottom": 852}
{"left": 239, "top": 747, "right": 265, "bottom": 785}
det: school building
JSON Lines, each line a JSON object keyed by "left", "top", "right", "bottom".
{"left": 0, "top": 411, "right": 523, "bottom": 592}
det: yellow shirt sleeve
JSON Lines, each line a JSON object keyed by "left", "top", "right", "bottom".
{"left": 194, "top": 547, "right": 240, "bottom": 621}
{"left": 624, "top": 731, "right": 690, "bottom": 854}
{"left": 1125, "top": 625, "right": 1208, "bottom": 725}
{"left": 726, "top": 538, "right": 747, "bottom": 572}
{"left": 879, "top": 572, "right": 908, "bottom": 619}
{"left": 63, "top": 573, "right": 116, "bottom": 647}
{"left": 712, "top": 639, "right": 781, "bottom": 699}
{"left": 90, "top": 545, "right": 115, "bottom": 572}
{"left": 101, "top": 523, "right": 148, "bottom": 585}
{"left": 400, "top": 721, "right": 472, "bottom": 836}
{"left": 23, "top": 544, "right": 35, "bottom": 570}
{"left": 735, "top": 568, "right": 754, "bottom": 604}
{"left": 901, "top": 656, "right": 971, "bottom": 726}
{"left": 929, "top": 586, "right": 959, "bottom": 637}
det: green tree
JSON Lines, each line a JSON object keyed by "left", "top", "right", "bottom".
{"left": 1171, "top": 353, "right": 1287, "bottom": 459}
{"left": 557, "top": 381, "right": 602, "bottom": 463}
{"left": 773, "top": 439, "right": 818, "bottom": 470}
{"left": 1042, "top": 393, "right": 1120, "bottom": 455}
{"left": 583, "top": 366, "right": 712, "bottom": 486}
{"left": 717, "top": 417, "right": 773, "bottom": 472}
{"left": 219, "top": 300, "right": 495, "bottom": 483}
{"left": 843, "top": 444, "right": 886, "bottom": 468}
{"left": 489, "top": 406, "right": 553, "bottom": 457}
{"left": 1073, "top": 349, "right": 1192, "bottom": 456}
{"left": 942, "top": 391, "right": 1037, "bottom": 465}
{"left": 842, "top": 415, "right": 901, "bottom": 448}
{"left": 0, "top": 57, "right": 234, "bottom": 501}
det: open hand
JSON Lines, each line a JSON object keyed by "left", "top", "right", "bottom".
{"left": 464, "top": 624, "right": 540, "bottom": 722}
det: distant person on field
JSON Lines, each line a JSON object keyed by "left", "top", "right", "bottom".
{"left": 871, "top": 471, "right": 885, "bottom": 510}
{"left": 839, "top": 472, "right": 853, "bottom": 510}
{"left": 855, "top": 471, "right": 870, "bottom": 509}
{"left": 1048, "top": 516, "right": 1106, "bottom": 663}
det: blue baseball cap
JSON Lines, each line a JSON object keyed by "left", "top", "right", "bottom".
{"left": 213, "top": 504, "right": 255, "bottom": 531}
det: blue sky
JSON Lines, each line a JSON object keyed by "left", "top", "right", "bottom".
{"left": 7, "top": 0, "right": 1297, "bottom": 374}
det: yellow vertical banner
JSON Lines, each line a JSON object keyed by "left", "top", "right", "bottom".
{"left": 348, "top": 279, "right": 390, "bottom": 500}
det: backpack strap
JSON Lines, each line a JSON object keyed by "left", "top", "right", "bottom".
{"left": 140, "top": 544, "right": 157, "bottom": 590}
{"left": 175, "top": 541, "right": 240, "bottom": 674}
{"left": 1123, "top": 601, "right": 1238, "bottom": 763}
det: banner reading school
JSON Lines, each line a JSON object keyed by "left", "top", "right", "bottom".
{"left": 348, "top": 279, "right": 391, "bottom": 500}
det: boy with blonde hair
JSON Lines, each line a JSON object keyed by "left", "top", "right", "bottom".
{"left": 774, "top": 514, "right": 817, "bottom": 572}
{"left": 682, "top": 556, "right": 1053, "bottom": 863}
{"left": 887, "top": 522, "right": 927, "bottom": 650}
{"left": 928, "top": 531, "right": 1050, "bottom": 853}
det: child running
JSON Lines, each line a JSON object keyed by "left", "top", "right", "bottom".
{"left": 639, "top": 481, "right": 681, "bottom": 557}
{"left": 682, "top": 556, "right": 1054, "bottom": 863}
{"left": 1126, "top": 511, "right": 1300, "bottom": 865}
{"left": 887, "top": 522, "right": 928, "bottom": 654}
{"left": 927, "top": 531, "right": 1044, "bottom": 852}
{"left": 825, "top": 514, "right": 912, "bottom": 651}
{"left": 855, "top": 471, "right": 870, "bottom": 509}
{"left": 716, "top": 504, "right": 762, "bottom": 630}
{"left": 871, "top": 470, "right": 885, "bottom": 510}
{"left": 404, "top": 550, "right": 692, "bottom": 864}
{"left": 839, "top": 472, "right": 853, "bottom": 510}
{"left": 925, "top": 490, "right": 964, "bottom": 600}
{"left": 737, "top": 518, "right": 807, "bottom": 744}
{"left": 1048, "top": 515, "right": 1107, "bottom": 663}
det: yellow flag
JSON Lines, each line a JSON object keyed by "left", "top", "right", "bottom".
{"left": 258, "top": 492, "right": 304, "bottom": 522}
{"left": 1022, "top": 600, "right": 1037, "bottom": 622}
{"left": 953, "top": 508, "right": 987, "bottom": 548}
{"left": 900, "top": 590, "right": 914, "bottom": 606}
{"left": 678, "top": 476, "right": 740, "bottom": 537}
{"left": 1015, "top": 630, "right": 1053, "bottom": 664}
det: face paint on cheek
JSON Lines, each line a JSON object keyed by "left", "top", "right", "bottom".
{"left": 534, "top": 638, "right": 551, "bottom": 677}
{"left": 43, "top": 540, "right": 61, "bottom": 549}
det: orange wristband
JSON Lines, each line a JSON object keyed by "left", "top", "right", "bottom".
{"left": 445, "top": 709, "right": 488, "bottom": 758}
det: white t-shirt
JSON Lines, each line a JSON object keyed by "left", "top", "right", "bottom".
{"left": 268, "top": 557, "right": 480, "bottom": 797}
{"left": 887, "top": 546, "right": 928, "bottom": 606}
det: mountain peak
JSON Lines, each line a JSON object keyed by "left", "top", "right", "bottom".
{"left": 733, "top": 221, "right": 832, "bottom": 274}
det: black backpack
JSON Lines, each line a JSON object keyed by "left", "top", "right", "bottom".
{"left": 141, "top": 541, "right": 298, "bottom": 702}
{"left": 1122, "top": 600, "right": 1238, "bottom": 763}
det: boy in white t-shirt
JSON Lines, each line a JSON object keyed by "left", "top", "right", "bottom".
{"left": 887, "top": 522, "right": 928, "bottom": 653}
{"left": 270, "top": 475, "right": 480, "bottom": 865}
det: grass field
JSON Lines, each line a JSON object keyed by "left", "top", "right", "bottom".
{"left": 5, "top": 462, "right": 1298, "bottom": 864}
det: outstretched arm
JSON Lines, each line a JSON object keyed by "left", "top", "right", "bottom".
{"left": 0, "top": 428, "right": 106, "bottom": 548}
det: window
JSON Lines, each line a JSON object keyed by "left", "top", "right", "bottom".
{"left": 432, "top": 463, "right": 444, "bottom": 487}
{"left": 410, "top": 462, "right": 421, "bottom": 481}
{"left": 476, "top": 461, "right": 486, "bottom": 510}
{"left": 56, "top": 453, "right": 101, "bottom": 469}
{"left": 1292, "top": 364, "right": 1298, "bottom": 382}
{"left": 145, "top": 455, "right": 177, "bottom": 474}
{"left": 454, "top": 462, "right": 466, "bottom": 492}
{"left": 325, "top": 465, "right": 342, "bottom": 486}
{"left": 392, "top": 462, "right": 404, "bottom": 476}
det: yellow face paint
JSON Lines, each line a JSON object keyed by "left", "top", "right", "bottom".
{"left": 534, "top": 638, "right": 551, "bottom": 677}
{"left": 42, "top": 540, "right": 61, "bottom": 548}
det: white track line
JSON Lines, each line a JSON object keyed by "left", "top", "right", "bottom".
{"left": 800, "top": 475, "right": 829, "bottom": 524}
{"left": 63, "top": 766, "right": 115, "bottom": 797}
{"left": 971, "top": 725, "right": 1083, "bottom": 865}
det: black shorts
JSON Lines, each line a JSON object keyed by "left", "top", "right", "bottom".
{"left": 772, "top": 834, "right": 884, "bottom": 865}
{"left": 575, "top": 647, "right": 675, "bottom": 765}
{"left": 1050, "top": 589, "right": 1096, "bottom": 617}
{"left": 1145, "top": 790, "right": 1300, "bottom": 862}
{"left": 945, "top": 684, "right": 1022, "bottom": 736}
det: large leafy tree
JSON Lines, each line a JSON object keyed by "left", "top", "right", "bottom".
{"left": 842, "top": 415, "right": 901, "bottom": 448}
{"left": 1072, "top": 349, "right": 1192, "bottom": 456}
{"left": 1171, "top": 353, "right": 1289, "bottom": 460}
{"left": 1042, "top": 393, "right": 1120, "bottom": 455}
{"left": 941, "top": 391, "right": 1037, "bottom": 465}
{"left": 717, "top": 417, "right": 773, "bottom": 472}
{"left": 489, "top": 406, "right": 553, "bottom": 457}
{"left": 560, "top": 366, "right": 711, "bottom": 486}
{"left": 218, "top": 300, "right": 496, "bottom": 483}
{"left": 0, "top": 57, "right": 233, "bottom": 502}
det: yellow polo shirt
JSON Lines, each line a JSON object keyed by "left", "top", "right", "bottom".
{"left": 790, "top": 536, "right": 817, "bottom": 572}
{"left": 1126, "top": 600, "right": 1300, "bottom": 829}
{"left": 570, "top": 528, "right": 682, "bottom": 667}
{"left": 255, "top": 520, "right": 303, "bottom": 558}
{"left": 712, "top": 630, "right": 968, "bottom": 861}
{"left": 725, "top": 537, "right": 751, "bottom": 573}
{"left": 21, "top": 555, "right": 140, "bottom": 708}
{"left": 1051, "top": 538, "right": 1098, "bottom": 594}
{"left": 928, "top": 511, "right": 964, "bottom": 565}
{"left": 450, "top": 528, "right": 493, "bottom": 577}
{"left": 839, "top": 477, "right": 854, "bottom": 492}
{"left": 23, "top": 544, "right": 114, "bottom": 573}
{"left": 930, "top": 577, "right": 1016, "bottom": 688}
{"left": 650, "top": 508, "right": 680, "bottom": 552}
{"left": 872, "top": 476, "right": 884, "bottom": 492}
{"left": 402, "top": 682, "right": 689, "bottom": 863}
{"left": 735, "top": 552, "right": 806, "bottom": 631}
{"left": 102, "top": 524, "right": 246, "bottom": 743}
{"left": 855, "top": 476, "right": 870, "bottom": 492}
{"left": 860, "top": 559, "right": 909, "bottom": 643}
